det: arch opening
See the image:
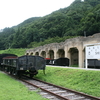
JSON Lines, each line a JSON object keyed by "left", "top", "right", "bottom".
{"left": 30, "top": 52, "right": 33, "bottom": 55}
{"left": 57, "top": 49, "right": 65, "bottom": 58}
{"left": 69, "top": 47, "right": 79, "bottom": 67}
{"left": 26, "top": 53, "right": 29, "bottom": 55}
{"left": 41, "top": 51, "right": 46, "bottom": 58}
{"left": 35, "top": 52, "right": 39, "bottom": 56}
{"left": 49, "top": 50, "right": 54, "bottom": 59}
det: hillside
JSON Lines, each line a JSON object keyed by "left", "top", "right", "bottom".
{"left": 0, "top": 48, "right": 27, "bottom": 56}
{"left": 0, "top": 0, "right": 100, "bottom": 50}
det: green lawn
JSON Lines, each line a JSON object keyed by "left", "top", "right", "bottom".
{"left": 36, "top": 66, "right": 100, "bottom": 98}
{"left": 0, "top": 67, "right": 100, "bottom": 99}
{"left": 0, "top": 72, "right": 48, "bottom": 100}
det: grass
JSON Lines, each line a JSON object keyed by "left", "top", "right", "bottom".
{"left": 70, "top": 65, "right": 78, "bottom": 67}
{"left": 0, "top": 64, "right": 100, "bottom": 99}
{"left": 0, "top": 48, "right": 28, "bottom": 56}
{"left": 36, "top": 66, "right": 100, "bottom": 98}
{"left": 0, "top": 72, "right": 48, "bottom": 100}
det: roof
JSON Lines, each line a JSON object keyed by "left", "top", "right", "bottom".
{"left": 3, "top": 56, "right": 18, "bottom": 59}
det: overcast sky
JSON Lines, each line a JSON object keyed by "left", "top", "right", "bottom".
{"left": 0, "top": 0, "right": 75, "bottom": 30}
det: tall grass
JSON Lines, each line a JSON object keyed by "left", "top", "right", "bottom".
{"left": 36, "top": 66, "right": 100, "bottom": 97}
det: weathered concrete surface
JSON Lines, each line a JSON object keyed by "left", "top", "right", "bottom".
{"left": 26, "top": 33, "right": 100, "bottom": 68}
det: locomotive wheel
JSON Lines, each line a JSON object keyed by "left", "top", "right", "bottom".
{"left": 17, "top": 71, "right": 22, "bottom": 78}
{"left": 5, "top": 66, "right": 9, "bottom": 72}
{"left": 30, "top": 74, "right": 34, "bottom": 78}
{"left": 4, "top": 67, "right": 7, "bottom": 72}
{"left": 10, "top": 69, "right": 13, "bottom": 75}
{"left": 2, "top": 66, "right": 5, "bottom": 71}
{"left": 6, "top": 67, "right": 10, "bottom": 72}
{"left": 29, "top": 70, "right": 38, "bottom": 78}
{"left": 3, "top": 66, "right": 6, "bottom": 71}
{"left": 0, "top": 66, "right": 3, "bottom": 71}
{"left": 12, "top": 69, "right": 16, "bottom": 75}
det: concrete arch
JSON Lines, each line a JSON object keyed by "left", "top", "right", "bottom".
{"left": 57, "top": 49, "right": 65, "bottom": 58}
{"left": 48, "top": 50, "right": 54, "bottom": 59}
{"left": 35, "top": 52, "right": 39, "bottom": 56}
{"left": 30, "top": 52, "right": 33, "bottom": 55}
{"left": 41, "top": 51, "right": 46, "bottom": 58}
{"left": 68, "top": 47, "right": 79, "bottom": 66}
{"left": 26, "top": 53, "right": 29, "bottom": 55}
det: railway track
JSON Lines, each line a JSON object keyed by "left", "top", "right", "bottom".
{"left": 2, "top": 71, "right": 100, "bottom": 100}
{"left": 20, "top": 76, "right": 100, "bottom": 100}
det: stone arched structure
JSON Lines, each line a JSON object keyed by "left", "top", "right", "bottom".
{"left": 68, "top": 47, "right": 79, "bottom": 66}
{"left": 35, "top": 52, "right": 39, "bottom": 56}
{"left": 57, "top": 49, "right": 65, "bottom": 58}
{"left": 40, "top": 51, "right": 46, "bottom": 58}
{"left": 26, "top": 33, "right": 100, "bottom": 68}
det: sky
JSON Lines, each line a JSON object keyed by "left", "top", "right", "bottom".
{"left": 0, "top": 0, "right": 75, "bottom": 30}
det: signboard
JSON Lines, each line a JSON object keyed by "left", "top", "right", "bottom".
{"left": 85, "top": 43, "right": 100, "bottom": 68}
{"left": 86, "top": 45, "right": 100, "bottom": 59}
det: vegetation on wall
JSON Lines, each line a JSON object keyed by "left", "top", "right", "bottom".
{"left": 0, "top": 0, "right": 100, "bottom": 50}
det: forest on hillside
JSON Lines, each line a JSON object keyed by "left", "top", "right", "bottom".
{"left": 0, "top": 0, "right": 100, "bottom": 50}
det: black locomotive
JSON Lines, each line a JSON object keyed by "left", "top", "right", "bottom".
{"left": 0, "top": 54, "right": 46, "bottom": 78}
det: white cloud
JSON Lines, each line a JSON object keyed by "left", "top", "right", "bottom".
{"left": 0, "top": 0, "right": 75, "bottom": 29}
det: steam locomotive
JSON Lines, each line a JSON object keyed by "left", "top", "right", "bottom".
{"left": 0, "top": 54, "right": 46, "bottom": 78}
